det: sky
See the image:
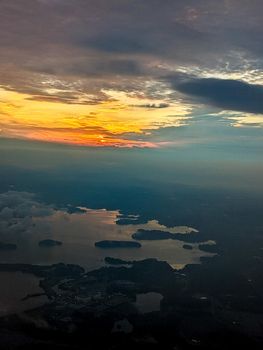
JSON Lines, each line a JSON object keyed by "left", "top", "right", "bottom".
{"left": 0, "top": 0, "right": 263, "bottom": 148}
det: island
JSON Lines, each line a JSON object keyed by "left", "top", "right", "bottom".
{"left": 95, "top": 240, "right": 141, "bottom": 248}
{"left": 183, "top": 244, "right": 193, "bottom": 250}
{"left": 105, "top": 257, "right": 133, "bottom": 265}
{"left": 0, "top": 242, "right": 17, "bottom": 250}
{"left": 38, "top": 239, "right": 63, "bottom": 247}
{"left": 132, "top": 229, "right": 203, "bottom": 243}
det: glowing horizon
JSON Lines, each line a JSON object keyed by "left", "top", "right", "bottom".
{"left": 0, "top": 87, "right": 190, "bottom": 148}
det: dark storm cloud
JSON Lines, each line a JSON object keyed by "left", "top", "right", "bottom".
{"left": 173, "top": 78, "right": 263, "bottom": 114}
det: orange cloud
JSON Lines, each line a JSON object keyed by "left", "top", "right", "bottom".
{"left": 0, "top": 88, "right": 190, "bottom": 147}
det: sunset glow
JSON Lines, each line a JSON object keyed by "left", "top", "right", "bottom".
{"left": 0, "top": 87, "right": 190, "bottom": 147}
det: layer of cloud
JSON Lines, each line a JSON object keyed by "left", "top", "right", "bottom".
{"left": 0, "top": 0, "right": 262, "bottom": 146}
{"left": 0, "top": 0, "right": 262, "bottom": 101}
{"left": 0, "top": 191, "right": 54, "bottom": 235}
{"left": 173, "top": 78, "right": 263, "bottom": 114}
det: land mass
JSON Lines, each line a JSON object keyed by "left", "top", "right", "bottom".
{"left": 105, "top": 257, "right": 133, "bottom": 265}
{"left": 95, "top": 240, "right": 141, "bottom": 248}
{"left": 39, "top": 239, "right": 63, "bottom": 247}
{"left": 0, "top": 253, "right": 263, "bottom": 349}
{"left": 183, "top": 244, "right": 193, "bottom": 250}
{"left": 132, "top": 229, "right": 204, "bottom": 243}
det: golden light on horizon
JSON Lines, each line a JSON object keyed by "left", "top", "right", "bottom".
{"left": 0, "top": 87, "right": 191, "bottom": 148}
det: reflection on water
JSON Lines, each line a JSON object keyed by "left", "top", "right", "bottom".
{"left": 134, "top": 292, "right": 163, "bottom": 313}
{"left": 0, "top": 272, "right": 48, "bottom": 316}
{"left": 0, "top": 207, "right": 213, "bottom": 270}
